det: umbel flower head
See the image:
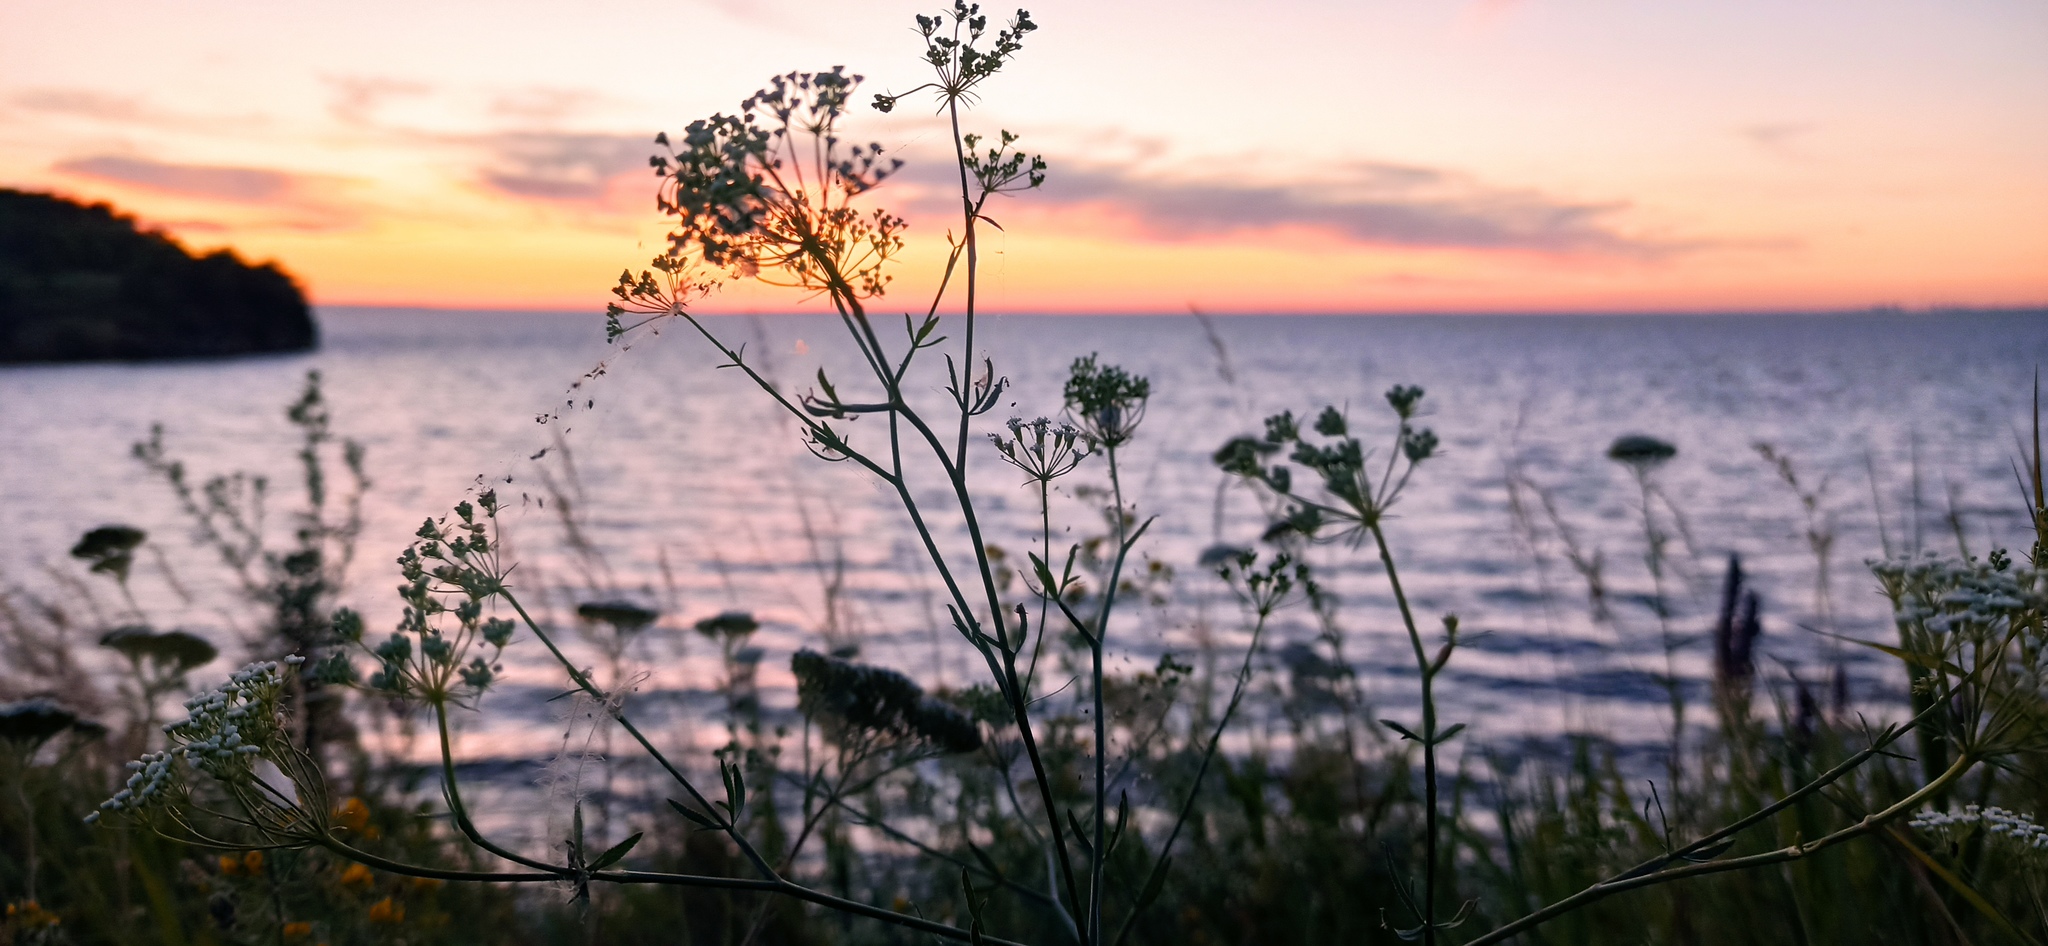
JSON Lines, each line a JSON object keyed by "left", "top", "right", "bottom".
{"left": 1213, "top": 386, "right": 1440, "bottom": 541}
{"left": 1063, "top": 354, "right": 1149, "bottom": 448}
{"left": 348, "top": 492, "right": 517, "bottom": 707}
{"left": 1870, "top": 551, "right": 2045, "bottom": 642}
{"left": 989, "top": 417, "right": 1090, "bottom": 483}
{"left": 1913, "top": 805, "right": 2048, "bottom": 863}
{"left": 791, "top": 649, "right": 981, "bottom": 755}
{"left": 89, "top": 656, "right": 303, "bottom": 824}
{"left": 650, "top": 68, "right": 905, "bottom": 302}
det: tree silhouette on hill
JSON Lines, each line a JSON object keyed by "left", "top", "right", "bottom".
{"left": 0, "top": 189, "right": 315, "bottom": 363}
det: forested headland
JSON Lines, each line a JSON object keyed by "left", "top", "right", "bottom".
{"left": 0, "top": 189, "right": 314, "bottom": 363}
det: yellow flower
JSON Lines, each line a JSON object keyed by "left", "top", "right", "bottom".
{"left": 282, "top": 920, "right": 314, "bottom": 939}
{"left": 339, "top": 862, "right": 376, "bottom": 891}
{"left": 333, "top": 797, "right": 372, "bottom": 834}
{"left": 242, "top": 850, "right": 265, "bottom": 874}
{"left": 218, "top": 854, "right": 244, "bottom": 876}
{"left": 407, "top": 876, "right": 444, "bottom": 893}
{"left": 367, "top": 897, "right": 405, "bottom": 925}
{"left": 4, "top": 901, "right": 59, "bottom": 928}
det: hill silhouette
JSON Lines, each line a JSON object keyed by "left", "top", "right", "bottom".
{"left": 0, "top": 189, "right": 315, "bottom": 363}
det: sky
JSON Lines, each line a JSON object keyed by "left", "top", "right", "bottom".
{"left": 1, "top": 0, "right": 2043, "bottom": 314}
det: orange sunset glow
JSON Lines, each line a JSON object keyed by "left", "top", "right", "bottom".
{"left": 2, "top": 0, "right": 2042, "bottom": 313}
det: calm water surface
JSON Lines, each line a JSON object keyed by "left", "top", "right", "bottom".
{"left": 4, "top": 309, "right": 2045, "bottom": 773}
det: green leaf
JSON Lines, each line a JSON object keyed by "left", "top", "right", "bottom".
{"left": 965, "top": 840, "right": 1004, "bottom": 881}
{"left": 722, "top": 761, "right": 747, "bottom": 817}
{"left": 1107, "top": 790, "right": 1131, "bottom": 857}
{"left": 666, "top": 797, "right": 719, "bottom": 829}
{"left": 588, "top": 832, "right": 643, "bottom": 871}
{"left": 1432, "top": 723, "right": 1467, "bottom": 745}
{"left": 1134, "top": 855, "right": 1172, "bottom": 911}
{"left": 1379, "top": 719, "right": 1421, "bottom": 742}
{"left": 1066, "top": 809, "right": 1093, "bottom": 857}
{"left": 1813, "top": 628, "right": 1966, "bottom": 676}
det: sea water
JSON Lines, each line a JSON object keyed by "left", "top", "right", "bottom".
{"left": 3, "top": 308, "right": 2044, "bottom": 777}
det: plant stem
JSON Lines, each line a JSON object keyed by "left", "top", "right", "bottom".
{"left": 1465, "top": 693, "right": 1958, "bottom": 945}
{"left": 1370, "top": 521, "right": 1440, "bottom": 946}
{"left": 1110, "top": 598, "right": 1276, "bottom": 946}
{"left": 1461, "top": 751, "right": 1978, "bottom": 946}
{"left": 1089, "top": 445, "right": 1133, "bottom": 946}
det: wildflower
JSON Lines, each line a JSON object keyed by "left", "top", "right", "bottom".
{"left": 407, "top": 877, "right": 444, "bottom": 893}
{"left": 792, "top": 649, "right": 981, "bottom": 754}
{"left": 1606, "top": 434, "right": 1677, "bottom": 469}
{"left": 91, "top": 657, "right": 304, "bottom": 824}
{"left": 1063, "top": 354, "right": 1149, "bottom": 448}
{"left": 367, "top": 897, "right": 404, "bottom": 924}
{"left": 988, "top": 417, "right": 1091, "bottom": 483}
{"left": 339, "top": 862, "right": 375, "bottom": 891}
{"left": 282, "top": 920, "right": 314, "bottom": 940}
{"left": 69, "top": 524, "right": 146, "bottom": 581}
{"left": 4, "top": 900, "right": 59, "bottom": 928}
{"left": 217, "top": 850, "right": 264, "bottom": 876}
{"left": 1912, "top": 805, "right": 2048, "bottom": 861}
{"left": 0, "top": 699, "right": 86, "bottom": 749}
{"left": 333, "top": 797, "right": 371, "bottom": 834}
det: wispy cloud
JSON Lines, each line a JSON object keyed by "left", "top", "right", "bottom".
{"left": 324, "top": 76, "right": 432, "bottom": 126}
{"left": 1738, "top": 121, "right": 1818, "bottom": 159}
{"left": 49, "top": 155, "right": 361, "bottom": 232}
{"left": 13, "top": 88, "right": 148, "bottom": 122}
{"left": 10, "top": 87, "right": 268, "bottom": 133}
{"left": 53, "top": 155, "right": 296, "bottom": 203}
{"left": 488, "top": 88, "right": 603, "bottom": 124}
{"left": 893, "top": 153, "right": 1685, "bottom": 257}
{"left": 474, "top": 131, "right": 653, "bottom": 202}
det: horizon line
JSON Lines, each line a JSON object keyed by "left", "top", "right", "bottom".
{"left": 316, "top": 302, "right": 2048, "bottom": 319}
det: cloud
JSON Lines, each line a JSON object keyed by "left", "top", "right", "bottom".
{"left": 1738, "top": 122, "right": 1818, "bottom": 158}
{"left": 49, "top": 155, "right": 361, "bottom": 232}
{"left": 10, "top": 87, "right": 267, "bottom": 133}
{"left": 53, "top": 156, "right": 296, "bottom": 203}
{"left": 12, "top": 89, "right": 147, "bottom": 122}
{"left": 488, "top": 88, "right": 602, "bottom": 124}
{"left": 894, "top": 154, "right": 1682, "bottom": 257}
{"left": 475, "top": 132, "right": 654, "bottom": 202}
{"left": 324, "top": 76, "right": 432, "bottom": 126}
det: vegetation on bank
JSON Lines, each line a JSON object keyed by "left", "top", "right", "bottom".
{"left": 0, "top": 189, "right": 314, "bottom": 364}
{"left": 5, "top": 6, "right": 2048, "bottom": 945}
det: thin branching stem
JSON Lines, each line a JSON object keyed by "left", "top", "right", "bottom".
{"left": 1110, "top": 591, "right": 1278, "bottom": 946}
{"left": 1462, "top": 751, "right": 1979, "bottom": 946}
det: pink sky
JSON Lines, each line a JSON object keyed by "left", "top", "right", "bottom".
{"left": 2, "top": 0, "right": 2043, "bottom": 313}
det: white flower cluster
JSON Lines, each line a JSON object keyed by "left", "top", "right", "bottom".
{"left": 86, "top": 656, "right": 302, "bottom": 825}
{"left": 1869, "top": 553, "right": 2043, "bottom": 638}
{"left": 1910, "top": 804, "right": 2048, "bottom": 853}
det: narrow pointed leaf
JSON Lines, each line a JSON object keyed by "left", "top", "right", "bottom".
{"left": 589, "top": 831, "right": 644, "bottom": 870}
{"left": 666, "top": 797, "right": 719, "bottom": 830}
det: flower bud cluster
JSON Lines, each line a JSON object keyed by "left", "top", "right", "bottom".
{"left": 88, "top": 656, "right": 302, "bottom": 824}
{"left": 354, "top": 494, "right": 515, "bottom": 705}
{"left": 1870, "top": 552, "right": 2045, "bottom": 641}
{"left": 1912, "top": 804, "right": 2048, "bottom": 855}
{"left": 1063, "top": 354, "right": 1148, "bottom": 448}
{"left": 1214, "top": 387, "right": 1437, "bottom": 539}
